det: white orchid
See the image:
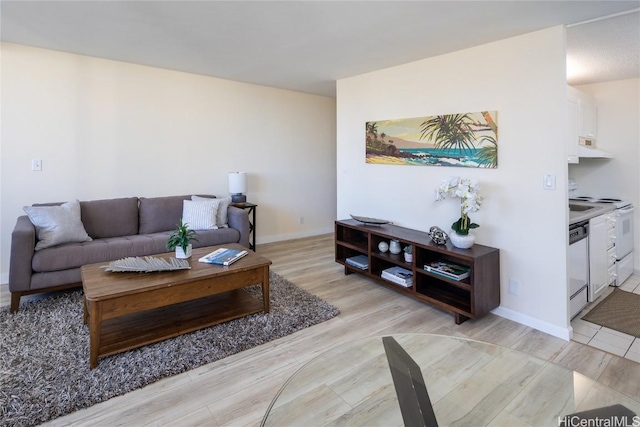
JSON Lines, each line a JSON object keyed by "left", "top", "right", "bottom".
{"left": 435, "top": 177, "right": 482, "bottom": 235}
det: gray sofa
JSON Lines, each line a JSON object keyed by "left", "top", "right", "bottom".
{"left": 9, "top": 194, "right": 250, "bottom": 312}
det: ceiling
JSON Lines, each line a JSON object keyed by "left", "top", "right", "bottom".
{"left": 1, "top": 1, "right": 639, "bottom": 97}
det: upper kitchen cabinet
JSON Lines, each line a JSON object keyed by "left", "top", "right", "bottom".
{"left": 567, "top": 86, "right": 607, "bottom": 162}
{"left": 568, "top": 86, "right": 597, "bottom": 140}
{"left": 567, "top": 93, "right": 579, "bottom": 164}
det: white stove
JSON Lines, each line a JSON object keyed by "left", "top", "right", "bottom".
{"left": 570, "top": 195, "right": 635, "bottom": 288}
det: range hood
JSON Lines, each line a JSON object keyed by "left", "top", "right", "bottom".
{"left": 578, "top": 145, "right": 613, "bottom": 159}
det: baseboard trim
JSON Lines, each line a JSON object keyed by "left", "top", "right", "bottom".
{"left": 491, "top": 306, "right": 571, "bottom": 341}
{"left": 258, "top": 227, "right": 334, "bottom": 245}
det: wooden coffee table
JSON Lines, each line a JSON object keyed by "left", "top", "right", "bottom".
{"left": 81, "top": 244, "right": 271, "bottom": 369}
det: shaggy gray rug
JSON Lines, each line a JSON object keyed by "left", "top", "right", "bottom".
{"left": 0, "top": 272, "right": 339, "bottom": 427}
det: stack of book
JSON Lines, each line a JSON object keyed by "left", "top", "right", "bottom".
{"left": 424, "top": 260, "right": 470, "bottom": 281}
{"left": 199, "top": 248, "right": 248, "bottom": 266}
{"left": 345, "top": 255, "right": 369, "bottom": 270}
{"left": 381, "top": 266, "right": 413, "bottom": 287}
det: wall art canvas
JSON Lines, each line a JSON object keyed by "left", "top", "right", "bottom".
{"left": 365, "top": 111, "right": 498, "bottom": 168}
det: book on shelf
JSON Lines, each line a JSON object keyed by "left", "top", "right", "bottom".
{"left": 381, "top": 266, "right": 413, "bottom": 287}
{"left": 345, "top": 254, "right": 369, "bottom": 270}
{"left": 199, "top": 248, "right": 248, "bottom": 266}
{"left": 424, "top": 260, "right": 470, "bottom": 281}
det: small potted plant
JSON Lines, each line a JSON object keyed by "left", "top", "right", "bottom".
{"left": 403, "top": 245, "right": 413, "bottom": 263}
{"left": 166, "top": 219, "right": 198, "bottom": 259}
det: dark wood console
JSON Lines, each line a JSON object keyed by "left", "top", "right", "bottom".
{"left": 335, "top": 219, "right": 500, "bottom": 324}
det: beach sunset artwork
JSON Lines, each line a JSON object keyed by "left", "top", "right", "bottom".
{"left": 365, "top": 111, "right": 498, "bottom": 168}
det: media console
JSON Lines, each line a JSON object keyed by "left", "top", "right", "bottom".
{"left": 335, "top": 219, "right": 500, "bottom": 324}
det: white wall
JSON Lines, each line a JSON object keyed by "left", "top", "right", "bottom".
{"left": 569, "top": 78, "right": 640, "bottom": 271}
{"left": 337, "top": 27, "right": 571, "bottom": 338}
{"left": 0, "top": 42, "right": 337, "bottom": 282}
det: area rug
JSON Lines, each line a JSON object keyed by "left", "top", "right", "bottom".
{"left": 582, "top": 289, "right": 640, "bottom": 338}
{"left": 0, "top": 272, "right": 339, "bottom": 427}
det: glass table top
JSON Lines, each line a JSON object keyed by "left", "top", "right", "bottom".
{"left": 261, "top": 334, "right": 640, "bottom": 426}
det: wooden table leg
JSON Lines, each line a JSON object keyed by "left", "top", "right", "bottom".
{"left": 89, "top": 300, "right": 102, "bottom": 369}
{"left": 262, "top": 267, "right": 270, "bottom": 313}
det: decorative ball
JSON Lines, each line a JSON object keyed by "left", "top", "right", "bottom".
{"left": 378, "top": 241, "right": 389, "bottom": 253}
{"left": 429, "top": 226, "right": 449, "bottom": 245}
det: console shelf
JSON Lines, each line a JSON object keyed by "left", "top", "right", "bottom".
{"left": 335, "top": 219, "right": 500, "bottom": 324}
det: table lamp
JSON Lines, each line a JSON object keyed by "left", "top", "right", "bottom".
{"left": 228, "top": 172, "right": 247, "bottom": 203}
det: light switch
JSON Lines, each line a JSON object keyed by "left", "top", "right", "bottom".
{"left": 32, "top": 159, "right": 43, "bottom": 171}
{"left": 543, "top": 173, "right": 556, "bottom": 190}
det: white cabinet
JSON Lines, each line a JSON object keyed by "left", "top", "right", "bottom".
{"left": 567, "top": 86, "right": 598, "bottom": 163}
{"left": 589, "top": 214, "right": 609, "bottom": 301}
{"left": 578, "top": 95, "right": 597, "bottom": 139}
{"left": 568, "top": 86, "right": 597, "bottom": 139}
{"left": 567, "top": 97, "right": 579, "bottom": 164}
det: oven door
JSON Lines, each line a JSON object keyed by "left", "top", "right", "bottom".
{"left": 569, "top": 222, "right": 589, "bottom": 317}
{"left": 615, "top": 206, "right": 635, "bottom": 260}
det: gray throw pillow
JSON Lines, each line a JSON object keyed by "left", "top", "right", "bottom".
{"left": 24, "top": 200, "right": 93, "bottom": 250}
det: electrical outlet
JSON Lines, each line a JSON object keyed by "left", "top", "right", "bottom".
{"left": 31, "top": 159, "right": 43, "bottom": 171}
{"left": 509, "top": 279, "right": 520, "bottom": 296}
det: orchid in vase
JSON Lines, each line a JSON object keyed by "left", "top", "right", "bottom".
{"left": 435, "top": 177, "right": 482, "bottom": 236}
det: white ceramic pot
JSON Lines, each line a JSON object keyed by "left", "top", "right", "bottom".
{"left": 404, "top": 252, "right": 413, "bottom": 263}
{"left": 389, "top": 240, "right": 402, "bottom": 254}
{"left": 175, "top": 244, "right": 193, "bottom": 259}
{"left": 449, "top": 231, "right": 475, "bottom": 249}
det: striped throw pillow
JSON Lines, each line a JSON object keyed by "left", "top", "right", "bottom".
{"left": 182, "top": 199, "right": 221, "bottom": 230}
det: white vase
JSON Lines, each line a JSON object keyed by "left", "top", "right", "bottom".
{"left": 389, "top": 240, "right": 401, "bottom": 254}
{"left": 175, "top": 244, "right": 193, "bottom": 259}
{"left": 449, "top": 231, "right": 475, "bottom": 249}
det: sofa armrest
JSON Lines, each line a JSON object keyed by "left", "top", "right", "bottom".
{"left": 227, "top": 206, "right": 250, "bottom": 249}
{"left": 9, "top": 215, "right": 36, "bottom": 292}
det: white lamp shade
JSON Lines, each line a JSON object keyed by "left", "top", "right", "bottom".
{"left": 228, "top": 172, "right": 247, "bottom": 194}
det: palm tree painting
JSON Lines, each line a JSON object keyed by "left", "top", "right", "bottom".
{"left": 365, "top": 111, "right": 498, "bottom": 168}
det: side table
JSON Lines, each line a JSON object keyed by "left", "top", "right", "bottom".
{"left": 231, "top": 202, "right": 257, "bottom": 251}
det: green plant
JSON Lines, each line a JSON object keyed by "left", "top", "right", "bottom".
{"left": 166, "top": 219, "right": 198, "bottom": 252}
{"left": 403, "top": 245, "right": 413, "bottom": 254}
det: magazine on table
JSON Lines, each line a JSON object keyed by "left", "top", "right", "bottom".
{"left": 199, "top": 248, "right": 248, "bottom": 266}
{"left": 424, "top": 260, "right": 470, "bottom": 281}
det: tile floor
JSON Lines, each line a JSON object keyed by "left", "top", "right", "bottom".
{"left": 571, "top": 274, "right": 640, "bottom": 363}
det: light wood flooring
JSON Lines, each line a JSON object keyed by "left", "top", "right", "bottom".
{"left": 2, "top": 233, "right": 640, "bottom": 426}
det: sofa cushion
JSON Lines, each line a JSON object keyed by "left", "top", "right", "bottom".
{"left": 32, "top": 234, "right": 170, "bottom": 272}
{"left": 80, "top": 197, "right": 139, "bottom": 239}
{"left": 31, "top": 228, "right": 241, "bottom": 273}
{"left": 138, "top": 195, "right": 192, "bottom": 234}
{"left": 23, "top": 200, "right": 92, "bottom": 251}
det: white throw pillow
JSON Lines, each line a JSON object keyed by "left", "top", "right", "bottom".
{"left": 182, "top": 199, "right": 221, "bottom": 230}
{"left": 192, "top": 195, "right": 232, "bottom": 228}
{"left": 23, "top": 200, "right": 93, "bottom": 251}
